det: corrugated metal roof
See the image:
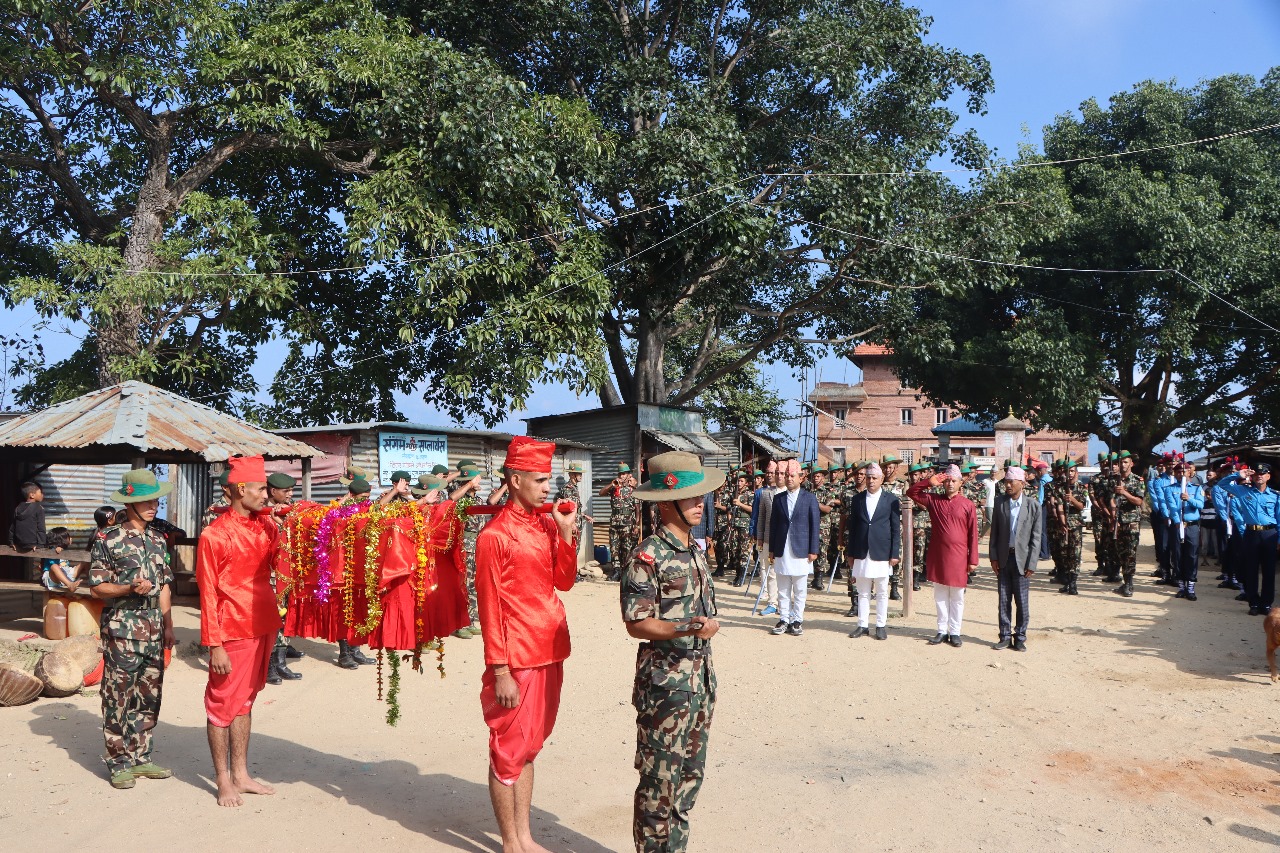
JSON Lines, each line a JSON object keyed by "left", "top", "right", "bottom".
{"left": 272, "top": 421, "right": 602, "bottom": 452}
{"left": 740, "top": 429, "right": 794, "bottom": 458}
{"left": 0, "top": 381, "right": 321, "bottom": 461}
{"left": 642, "top": 429, "right": 728, "bottom": 456}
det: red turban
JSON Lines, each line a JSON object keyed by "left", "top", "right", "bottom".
{"left": 506, "top": 436, "right": 555, "bottom": 474}
{"left": 227, "top": 455, "right": 266, "bottom": 483}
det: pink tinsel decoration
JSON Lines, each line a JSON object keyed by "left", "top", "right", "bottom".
{"left": 314, "top": 501, "right": 369, "bottom": 602}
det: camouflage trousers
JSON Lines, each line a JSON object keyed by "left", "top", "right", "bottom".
{"left": 723, "top": 525, "right": 749, "bottom": 580}
{"left": 1092, "top": 520, "right": 1110, "bottom": 575}
{"left": 464, "top": 546, "right": 479, "bottom": 622}
{"left": 1048, "top": 526, "right": 1084, "bottom": 583}
{"left": 633, "top": 658, "right": 716, "bottom": 853}
{"left": 101, "top": 635, "right": 165, "bottom": 774}
{"left": 814, "top": 526, "right": 834, "bottom": 583}
{"left": 910, "top": 528, "right": 930, "bottom": 583}
{"left": 1112, "top": 521, "right": 1141, "bottom": 582}
{"left": 612, "top": 524, "right": 639, "bottom": 578}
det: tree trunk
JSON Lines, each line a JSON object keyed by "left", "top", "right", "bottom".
{"left": 631, "top": 315, "right": 667, "bottom": 403}
{"left": 97, "top": 149, "right": 171, "bottom": 388}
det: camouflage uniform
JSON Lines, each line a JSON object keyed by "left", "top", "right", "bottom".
{"left": 727, "top": 483, "right": 752, "bottom": 583}
{"left": 1045, "top": 481, "right": 1089, "bottom": 585}
{"left": 200, "top": 494, "right": 229, "bottom": 530}
{"left": 610, "top": 480, "right": 640, "bottom": 579}
{"left": 462, "top": 497, "right": 485, "bottom": 622}
{"left": 711, "top": 484, "right": 730, "bottom": 575}
{"left": 1113, "top": 472, "right": 1146, "bottom": 582}
{"left": 1089, "top": 473, "right": 1112, "bottom": 577}
{"left": 623, "top": 527, "right": 717, "bottom": 853}
{"left": 813, "top": 483, "right": 839, "bottom": 587}
{"left": 910, "top": 490, "right": 931, "bottom": 584}
{"left": 961, "top": 479, "right": 986, "bottom": 538}
{"left": 85, "top": 525, "right": 172, "bottom": 775}
{"left": 555, "top": 479, "right": 586, "bottom": 542}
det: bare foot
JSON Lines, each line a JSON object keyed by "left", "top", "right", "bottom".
{"left": 518, "top": 838, "right": 551, "bottom": 853}
{"left": 216, "top": 774, "right": 243, "bottom": 808}
{"left": 233, "top": 775, "right": 275, "bottom": 796}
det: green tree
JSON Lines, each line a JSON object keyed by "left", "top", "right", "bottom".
{"left": 885, "top": 72, "right": 1280, "bottom": 458}
{"left": 362, "top": 0, "right": 995, "bottom": 424}
{"left": 2, "top": 0, "right": 605, "bottom": 421}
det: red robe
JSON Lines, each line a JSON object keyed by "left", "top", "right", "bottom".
{"left": 474, "top": 500, "right": 577, "bottom": 668}
{"left": 906, "top": 480, "right": 979, "bottom": 588}
{"left": 197, "top": 509, "right": 283, "bottom": 647}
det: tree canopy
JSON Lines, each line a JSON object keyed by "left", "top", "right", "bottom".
{"left": 885, "top": 71, "right": 1280, "bottom": 458}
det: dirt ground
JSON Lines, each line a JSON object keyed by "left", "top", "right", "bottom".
{"left": 3, "top": 530, "right": 1279, "bottom": 852}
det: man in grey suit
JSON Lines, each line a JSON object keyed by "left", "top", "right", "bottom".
{"left": 989, "top": 465, "right": 1042, "bottom": 651}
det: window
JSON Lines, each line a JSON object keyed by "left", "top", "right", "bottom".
{"left": 1040, "top": 451, "right": 1055, "bottom": 464}
{"left": 832, "top": 406, "right": 848, "bottom": 423}
{"left": 833, "top": 448, "right": 846, "bottom": 466}
{"left": 936, "top": 408, "right": 949, "bottom": 425}
{"left": 900, "top": 450, "right": 916, "bottom": 465}
{"left": 900, "top": 408, "right": 914, "bottom": 425}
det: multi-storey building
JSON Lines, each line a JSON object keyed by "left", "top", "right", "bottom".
{"left": 810, "top": 344, "right": 1086, "bottom": 468}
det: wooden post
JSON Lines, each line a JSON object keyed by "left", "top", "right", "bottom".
{"left": 301, "top": 457, "right": 312, "bottom": 501}
{"left": 902, "top": 499, "right": 913, "bottom": 617}
{"left": 131, "top": 456, "right": 145, "bottom": 469}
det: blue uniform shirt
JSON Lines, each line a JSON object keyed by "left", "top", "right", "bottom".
{"left": 1150, "top": 473, "right": 1176, "bottom": 517}
{"left": 1213, "top": 480, "right": 1245, "bottom": 531}
{"left": 1162, "top": 480, "right": 1205, "bottom": 523}
{"left": 1220, "top": 474, "right": 1280, "bottom": 528}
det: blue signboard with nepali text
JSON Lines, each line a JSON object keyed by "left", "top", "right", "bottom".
{"left": 377, "top": 431, "right": 449, "bottom": 486}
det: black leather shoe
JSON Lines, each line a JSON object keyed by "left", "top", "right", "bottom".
{"left": 1249, "top": 605, "right": 1262, "bottom": 616}
{"left": 993, "top": 638, "right": 1012, "bottom": 650}
{"left": 844, "top": 605, "right": 858, "bottom": 617}
{"left": 1174, "top": 589, "right": 1187, "bottom": 598}
{"left": 1236, "top": 593, "right": 1250, "bottom": 601}
{"left": 266, "top": 659, "right": 282, "bottom": 685}
{"left": 874, "top": 626, "right": 887, "bottom": 641}
{"left": 284, "top": 645, "right": 305, "bottom": 660}
{"left": 927, "top": 633, "right": 948, "bottom": 645}
{"left": 889, "top": 580, "right": 902, "bottom": 601}
{"left": 1012, "top": 639, "right": 1027, "bottom": 652}
{"left": 350, "top": 645, "right": 377, "bottom": 666}
{"left": 1186, "top": 592, "right": 1198, "bottom": 601}
{"left": 848, "top": 626, "right": 867, "bottom": 639}
{"left": 948, "top": 635, "right": 963, "bottom": 648}
{"left": 275, "top": 648, "right": 302, "bottom": 680}
{"left": 1218, "top": 580, "right": 1235, "bottom": 588}
{"left": 336, "top": 640, "right": 359, "bottom": 670}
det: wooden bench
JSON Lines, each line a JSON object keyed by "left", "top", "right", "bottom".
{"left": 0, "top": 545, "right": 93, "bottom": 563}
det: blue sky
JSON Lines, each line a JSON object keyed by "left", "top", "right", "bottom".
{"left": 3, "top": 0, "right": 1278, "bottom": 448}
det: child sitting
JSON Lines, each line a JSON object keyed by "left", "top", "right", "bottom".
{"left": 40, "top": 528, "right": 81, "bottom": 592}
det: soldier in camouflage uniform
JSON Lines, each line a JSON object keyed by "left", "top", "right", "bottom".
{"left": 201, "top": 469, "right": 231, "bottom": 530}
{"left": 86, "top": 469, "right": 176, "bottom": 789}
{"left": 905, "top": 463, "right": 932, "bottom": 599}
{"left": 811, "top": 468, "right": 839, "bottom": 590}
{"left": 1096, "top": 454, "right": 1121, "bottom": 583}
{"left": 1088, "top": 453, "right": 1112, "bottom": 578}
{"left": 602, "top": 462, "right": 640, "bottom": 581}
{"left": 1045, "top": 460, "right": 1089, "bottom": 595}
{"left": 556, "top": 461, "right": 591, "bottom": 576}
{"left": 456, "top": 462, "right": 489, "bottom": 639}
{"left": 1112, "top": 451, "right": 1147, "bottom": 597}
{"left": 265, "top": 472, "right": 303, "bottom": 683}
{"left": 727, "top": 471, "right": 753, "bottom": 586}
{"left": 959, "top": 463, "right": 985, "bottom": 581}
{"left": 622, "top": 451, "right": 723, "bottom": 853}
{"left": 879, "top": 456, "right": 908, "bottom": 595}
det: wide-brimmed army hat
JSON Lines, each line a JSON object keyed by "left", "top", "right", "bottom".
{"left": 339, "top": 465, "right": 369, "bottom": 486}
{"left": 633, "top": 452, "right": 726, "bottom": 502}
{"left": 881, "top": 453, "right": 902, "bottom": 465}
{"left": 618, "top": 462, "right": 632, "bottom": 474}
{"left": 411, "top": 474, "right": 446, "bottom": 497}
{"left": 111, "top": 469, "right": 173, "bottom": 504}
{"left": 566, "top": 461, "right": 584, "bottom": 473}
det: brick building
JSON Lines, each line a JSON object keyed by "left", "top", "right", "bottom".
{"left": 810, "top": 344, "right": 1086, "bottom": 468}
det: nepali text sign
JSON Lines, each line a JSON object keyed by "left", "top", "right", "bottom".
{"left": 377, "top": 431, "right": 448, "bottom": 485}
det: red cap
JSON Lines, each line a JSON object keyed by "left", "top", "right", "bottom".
{"left": 505, "top": 436, "right": 554, "bottom": 474}
{"left": 227, "top": 455, "right": 266, "bottom": 483}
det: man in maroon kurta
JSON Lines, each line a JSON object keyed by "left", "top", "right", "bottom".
{"left": 196, "top": 454, "right": 282, "bottom": 807}
{"left": 907, "top": 466, "right": 978, "bottom": 647}
{"left": 475, "top": 436, "right": 578, "bottom": 853}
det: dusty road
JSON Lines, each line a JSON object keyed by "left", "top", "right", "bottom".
{"left": 3, "top": 532, "right": 1279, "bottom": 851}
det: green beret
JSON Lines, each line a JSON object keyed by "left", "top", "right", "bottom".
{"left": 217, "top": 470, "right": 229, "bottom": 487}
{"left": 266, "top": 472, "right": 296, "bottom": 489}
{"left": 388, "top": 470, "right": 412, "bottom": 484}
{"left": 348, "top": 477, "right": 371, "bottom": 495}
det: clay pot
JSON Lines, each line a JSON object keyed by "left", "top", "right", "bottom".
{"left": 0, "top": 663, "right": 43, "bottom": 706}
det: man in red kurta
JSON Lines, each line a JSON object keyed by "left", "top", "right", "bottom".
{"left": 907, "top": 465, "right": 979, "bottom": 648}
{"left": 475, "top": 436, "right": 578, "bottom": 853}
{"left": 196, "top": 454, "right": 283, "bottom": 807}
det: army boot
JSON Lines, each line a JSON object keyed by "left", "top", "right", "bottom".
{"left": 275, "top": 647, "right": 302, "bottom": 680}
{"left": 889, "top": 578, "right": 901, "bottom": 601}
{"left": 336, "top": 640, "right": 359, "bottom": 670}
